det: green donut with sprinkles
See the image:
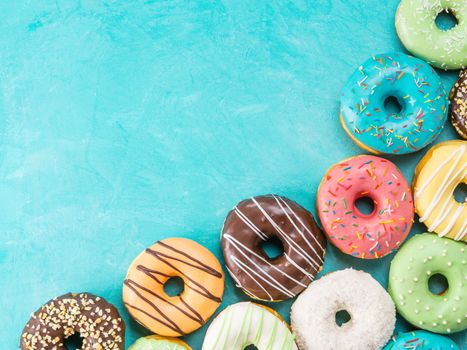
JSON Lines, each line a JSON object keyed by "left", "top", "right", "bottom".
{"left": 388, "top": 233, "right": 467, "bottom": 334}
{"left": 396, "top": 0, "right": 467, "bottom": 69}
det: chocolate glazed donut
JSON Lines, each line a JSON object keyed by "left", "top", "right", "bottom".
{"left": 221, "top": 194, "right": 326, "bottom": 301}
{"left": 449, "top": 69, "right": 467, "bottom": 139}
{"left": 20, "top": 293, "right": 125, "bottom": 350}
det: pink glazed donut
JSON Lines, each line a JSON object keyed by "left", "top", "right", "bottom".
{"left": 317, "top": 155, "right": 414, "bottom": 259}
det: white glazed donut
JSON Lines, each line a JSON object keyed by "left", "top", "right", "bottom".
{"left": 291, "top": 269, "right": 395, "bottom": 350}
{"left": 202, "top": 302, "right": 298, "bottom": 350}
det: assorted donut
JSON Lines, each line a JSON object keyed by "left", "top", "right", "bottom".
{"left": 395, "top": 0, "right": 467, "bottom": 70}
{"left": 413, "top": 140, "right": 466, "bottom": 242}
{"left": 128, "top": 335, "right": 191, "bottom": 350}
{"left": 317, "top": 155, "right": 414, "bottom": 258}
{"left": 449, "top": 69, "right": 467, "bottom": 139}
{"left": 340, "top": 52, "right": 448, "bottom": 154}
{"left": 123, "top": 238, "right": 224, "bottom": 337}
{"left": 20, "top": 293, "right": 125, "bottom": 350}
{"left": 221, "top": 195, "right": 325, "bottom": 301}
{"left": 389, "top": 233, "right": 467, "bottom": 334}
{"left": 19, "top": 2, "right": 467, "bottom": 349}
{"left": 291, "top": 269, "right": 396, "bottom": 350}
{"left": 383, "top": 330, "right": 459, "bottom": 350}
{"left": 202, "top": 302, "right": 297, "bottom": 350}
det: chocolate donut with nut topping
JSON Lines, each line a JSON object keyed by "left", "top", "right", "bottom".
{"left": 20, "top": 292, "right": 125, "bottom": 350}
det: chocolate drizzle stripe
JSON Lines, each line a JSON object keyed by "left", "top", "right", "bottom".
{"left": 180, "top": 296, "right": 204, "bottom": 324}
{"left": 124, "top": 302, "right": 184, "bottom": 336}
{"left": 136, "top": 265, "right": 167, "bottom": 284}
{"left": 157, "top": 241, "right": 223, "bottom": 278}
{"left": 144, "top": 248, "right": 222, "bottom": 303}
{"left": 125, "top": 278, "right": 205, "bottom": 325}
{"left": 124, "top": 280, "right": 187, "bottom": 332}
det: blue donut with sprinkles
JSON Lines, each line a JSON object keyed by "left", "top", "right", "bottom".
{"left": 340, "top": 52, "right": 448, "bottom": 155}
{"left": 383, "top": 330, "right": 459, "bottom": 350}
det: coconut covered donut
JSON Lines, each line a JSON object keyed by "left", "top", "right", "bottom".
{"left": 291, "top": 269, "right": 396, "bottom": 350}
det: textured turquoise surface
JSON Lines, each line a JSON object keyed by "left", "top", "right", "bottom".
{"left": 0, "top": 0, "right": 465, "bottom": 348}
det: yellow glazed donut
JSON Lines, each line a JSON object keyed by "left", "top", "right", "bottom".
{"left": 413, "top": 140, "right": 466, "bottom": 241}
{"left": 123, "top": 238, "right": 225, "bottom": 337}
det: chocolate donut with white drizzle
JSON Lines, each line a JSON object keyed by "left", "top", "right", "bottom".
{"left": 221, "top": 195, "right": 326, "bottom": 301}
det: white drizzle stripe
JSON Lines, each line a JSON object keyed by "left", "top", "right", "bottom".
{"left": 225, "top": 234, "right": 304, "bottom": 291}
{"left": 251, "top": 197, "right": 321, "bottom": 269}
{"left": 454, "top": 220, "right": 467, "bottom": 241}
{"left": 415, "top": 145, "right": 464, "bottom": 199}
{"left": 428, "top": 200, "right": 454, "bottom": 232}
{"left": 234, "top": 207, "right": 268, "bottom": 241}
{"left": 230, "top": 258, "right": 274, "bottom": 301}
{"left": 226, "top": 266, "right": 242, "bottom": 289}
{"left": 438, "top": 205, "right": 464, "bottom": 238}
{"left": 275, "top": 195, "right": 326, "bottom": 252}
{"left": 419, "top": 163, "right": 465, "bottom": 221}
{"left": 232, "top": 257, "right": 295, "bottom": 299}
{"left": 284, "top": 254, "right": 315, "bottom": 280}
{"left": 421, "top": 166, "right": 466, "bottom": 222}
{"left": 273, "top": 195, "right": 325, "bottom": 261}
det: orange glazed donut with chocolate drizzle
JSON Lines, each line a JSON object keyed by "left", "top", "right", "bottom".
{"left": 123, "top": 238, "right": 224, "bottom": 337}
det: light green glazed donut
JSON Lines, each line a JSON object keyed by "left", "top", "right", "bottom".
{"left": 128, "top": 336, "right": 191, "bottom": 350}
{"left": 396, "top": 0, "right": 467, "bottom": 69}
{"left": 388, "top": 233, "right": 467, "bottom": 334}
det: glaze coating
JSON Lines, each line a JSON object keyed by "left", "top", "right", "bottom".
{"left": 340, "top": 52, "right": 448, "bottom": 154}
{"left": 123, "top": 238, "right": 224, "bottom": 337}
{"left": 222, "top": 195, "right": 325, "bottom": 301}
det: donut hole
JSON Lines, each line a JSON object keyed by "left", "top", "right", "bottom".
{"left": 354, "top": 196, "right": 376, "bottom": 216}
{"left": 64, "top": 332, "right": 84, "bottom": 350}
{"left": 435, "top": 9, "right": 458, "bottom": 31}
{"left": 428, "top": 273, "right": 449, "bottom": 295}
{"left": 383, "top": 96, "right": 403, "bottom": 115}
{"left": 164, "top": 276, "right": 185, "bottom": 297}
{"left": 259, "top": 236, "right": 284, "bottom": 260}
{"left": 453, "top": 183, "right": 467, "bottom": 204}
{"left": 335, "top": 309, "right": 351, "bottom": 327}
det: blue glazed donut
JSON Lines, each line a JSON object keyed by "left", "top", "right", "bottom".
{"left": 383, "top": 330, "right": 459, "bottom": 350}
{"left": 340, "top": 52, "right": 448, "bottom": 155}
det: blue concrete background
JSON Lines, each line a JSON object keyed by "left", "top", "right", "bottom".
{"left": 0, "top": 0, "right": 465, "bottom": 348}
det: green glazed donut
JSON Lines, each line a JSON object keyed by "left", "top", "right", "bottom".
{"left": 128, "top": 336, "right": 191, "bottom": 350}
{"left": 396, "top": 0, "right": 467, "bottom": 69}
{"left": 388, "top": 233, "right": 467, "bottom": 334}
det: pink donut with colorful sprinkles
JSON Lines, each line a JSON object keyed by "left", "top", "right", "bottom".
{"left": 317, "top": 155, "right": 414, "bottom": 259}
